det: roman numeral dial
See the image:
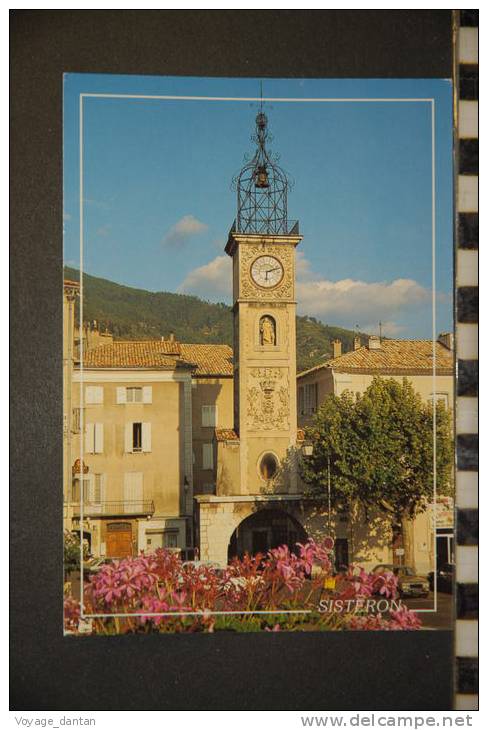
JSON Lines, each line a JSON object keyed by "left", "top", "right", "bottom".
{"left": 250, "top": 255, "right": 284, "bottom": 289}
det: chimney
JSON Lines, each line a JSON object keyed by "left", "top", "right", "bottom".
{"left": 161, "top": 336, "right": 165, "bottom": 341}
{"left": 437, "top": 332, "right": 454, "bottom": 351}
{"left": 332, "top": 339, "right": 342, "bottom": 358}
{"left": 368, "top": 335, "right": 381, "bottom": 350}
{"left": 169, "top": 332, "right": 175, "bottom": 342}
{"left": 354, "top": 335, "right": 361, "bottom": 351}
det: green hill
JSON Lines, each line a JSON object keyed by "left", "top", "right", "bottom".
{"left": 64, "top": 267, "right": 367, "bottom": 372}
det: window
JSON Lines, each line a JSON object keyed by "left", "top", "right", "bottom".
{"left": 92, "top": 474, "right": 104, "bottom": 503}
{"left": 133, "top": 423, "right": 142, "bottom": 452}
{"left": 85, "top": 423, "right": 104, "bottom": 454}
{"left": 429, "top": 392, "right": 449, "bottom": 407}
{"left": 72, "top": 474, "right": 105, "bottom": 505}
{"left": 125, "top": 422, "right": 151, "bottom": 452}
{"left": 85, "top": 386, "right": 103, "bottom": 404}
{"left": 202, "top": 443, "right": 214, "bottom": 470}
{"left": 117, "top": 386, "right": 152, "bottom": 404}
{"left": 72, "top": 476, "right": 91, "bottom": 502}
{"left": 299, "top": 383, "right": 318, "bottom": 415}
{"left": 202, "top": 405, "right": 217, "bottom": 427}
{"left": 126, "top": 387, "right": 143, "bottom": 403}
{"left": 259, "top": 453, "right": 278, "bottom": 480}
{"left": 163, "top": 530, "right": 179, "bottom": 548}
{"left": 72, "top": 407, "right": 83, "bottom": 434}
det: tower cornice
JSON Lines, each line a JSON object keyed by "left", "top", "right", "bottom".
{"left": 225, "top": 230, "right": 302, "bottom": 257}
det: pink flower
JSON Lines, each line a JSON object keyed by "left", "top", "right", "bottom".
{"left": 64, "top": 595, "right": 81, "bottom": 632}
{"left": 389, "top": 606, "right": 421, "bottom": 630}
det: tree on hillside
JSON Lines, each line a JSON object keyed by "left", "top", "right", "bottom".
{"left": 300, "top": 377, "right": 453, "bottom": 567}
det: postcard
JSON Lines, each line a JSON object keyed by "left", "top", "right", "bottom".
{"left": 63, "top": 74, "right": 454, "bottom": 635}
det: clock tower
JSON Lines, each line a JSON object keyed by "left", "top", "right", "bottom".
{"left": 224, "top": 109, "right": 302, "bottom": 495}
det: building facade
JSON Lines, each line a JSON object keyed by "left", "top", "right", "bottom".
{"left": 296, "top": 334, "right": 455, "bottom": 573}
{"left": 63, "top": 109, "right": 453, "bottom": 575}
{"left": 63, "top": 319, "right": 234, "bottom": 559}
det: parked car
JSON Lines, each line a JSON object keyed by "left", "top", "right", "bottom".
{"left": 428, "top": 563, "right": 454, "bottom": 593}
{"left": 372, "top": 564, "right": 430, "bottom": 598}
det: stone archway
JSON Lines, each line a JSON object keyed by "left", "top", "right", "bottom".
{"left": 228, "top": 508, "right": 308, "bottom": 561}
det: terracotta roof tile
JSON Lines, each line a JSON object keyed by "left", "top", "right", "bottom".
{"left": 298, "top": 340, "right": 454, "bottom": 378}
{"left": 83, "top": 341, "right": 182, "bottom": 369}
{"left": 215, "top": 428, "right": 239, "bottom": 442}
{"left": 82, "top": 340, "right": 233, "bottom": 376}
{"left": 179, "top": 344, "right": 233, "bottom": 377}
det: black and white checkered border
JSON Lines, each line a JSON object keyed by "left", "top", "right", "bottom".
{"left": 454, "top": 9, "right": 478, "bottom": 712}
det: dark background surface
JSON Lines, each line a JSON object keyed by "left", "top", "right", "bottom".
{"left": 10, "top": 10, "right": 454, "bottom": 710}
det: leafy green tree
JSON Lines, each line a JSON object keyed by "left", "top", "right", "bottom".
{"left": 301, "top": 377, "right": 453, "bottom": 566}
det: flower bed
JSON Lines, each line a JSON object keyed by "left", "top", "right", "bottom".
{"left": 64, "top": 539, "right": 421, "bottom": 634}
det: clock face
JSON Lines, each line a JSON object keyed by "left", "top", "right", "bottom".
{"left": 250, "top": 255, "right": 284, "bottom": 289}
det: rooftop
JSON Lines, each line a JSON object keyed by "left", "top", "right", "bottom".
{"left": 298, "top": 339, "right": 454, "bottom": 378}
{"left": 215, "top": 428, "right": 239, "bottom": 442}
{"left": 81, "top": 340, "right": 233, "bottom": 376}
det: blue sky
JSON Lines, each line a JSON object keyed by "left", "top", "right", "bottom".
{"left": 64, "top": 74, "right": 453, "bottom": 338}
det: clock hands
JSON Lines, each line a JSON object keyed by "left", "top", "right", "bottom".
{"left": 252, "top": 257, "right": 282, "bottom": 286}
{"left": 264, "top": 265, "right": 281, "bottom": 281}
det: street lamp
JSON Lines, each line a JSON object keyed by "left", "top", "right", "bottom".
{"left": 301, "top": 441, "right": 314, "bottom": 457}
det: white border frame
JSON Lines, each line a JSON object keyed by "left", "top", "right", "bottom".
{"left": 75, "top": 92, "right": 440, "bottom": 619}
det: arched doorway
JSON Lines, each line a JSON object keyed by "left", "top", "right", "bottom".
{"left": 228, "top": 508, "right": 307, "bottom": 561}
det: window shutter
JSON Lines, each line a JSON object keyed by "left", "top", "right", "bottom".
{"left": 202, "top": 443, "right": 214, "bottom": 470}
{"left": 124, "top": 472, "right": 143, "bottom": 512}
{"left": 92, "top": 474, "right": 100, "bottom": 503}
{"left": 86, "top": 386, "right": 103, "bottom": 404}
{"left": 142, "top": 423, "right": 152, "bottom": 452}
{"left": 94, "top": 423, "right": 104, "bottom": 454}
{"left": 116, "top": 387, "right": 126, "bottom": 404}
{"left": 125, "top": 422, "right": 133, "bottom": 453}
{"left": 88, "top": 475, "right": 96, "bottom": 503}
{"left": 85, "top": 423, "right": 95, "bottom": 453}
{"left": 202, "top": 405, "right": 217, "bottom": 427}
{"left": 100, "top": 474, "right": 106, "bottom": 503}
{"left": 142, "top": 386, "right": 152, "bottom": 404}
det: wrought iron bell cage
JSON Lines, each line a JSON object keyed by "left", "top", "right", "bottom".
{"left": 235, "top": 111, "right": 291, "bottom": 235}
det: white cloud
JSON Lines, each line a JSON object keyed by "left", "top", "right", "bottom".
{"left": 296, "top": 270, "right": 430, "bottom": 329}
{"left": 162, "top": 215, "right": 208, "bottom": 247}
{"left": 178, "top": 251, "right": 433, "bottom": 332}
{"left": 178, "top": 255, "right": 231, "bottom": 300}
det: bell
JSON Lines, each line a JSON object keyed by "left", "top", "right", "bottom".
{"left": 255, "top": 165, "right": 269, "bottom": 189}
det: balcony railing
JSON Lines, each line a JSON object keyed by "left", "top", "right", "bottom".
{"left": 72, "top": 500, "right": 155, "bottom": 517}
{"left": 229, "top": 219, "right": 300, "bottom": 236}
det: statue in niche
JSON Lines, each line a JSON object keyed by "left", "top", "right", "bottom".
{"left": 259, "top": 316, "right": 276, "bottom": 346}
